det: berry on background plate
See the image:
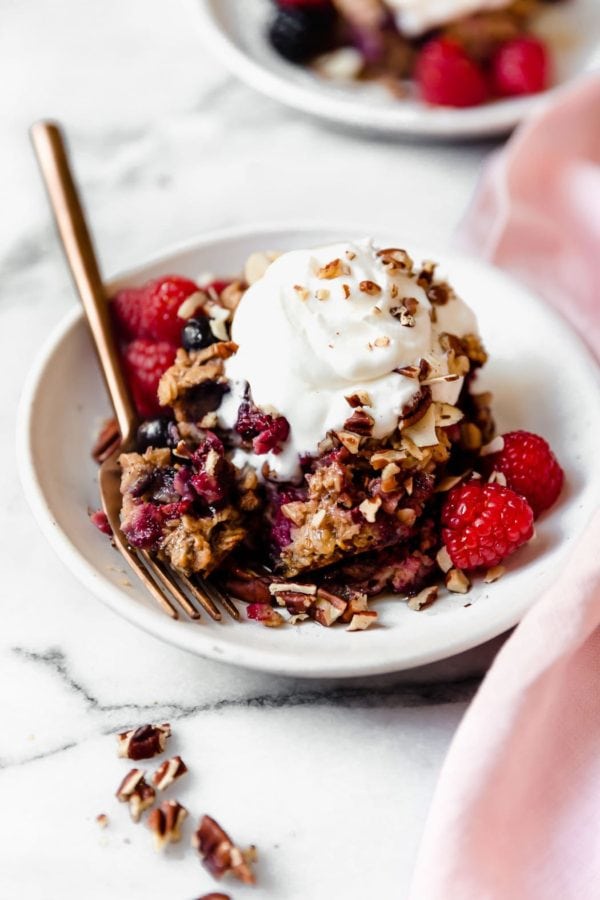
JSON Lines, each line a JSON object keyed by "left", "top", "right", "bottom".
{"left": 269, "top": 4, "right": 335, "bottom": 63}
{"left": 415, "top": 38, "right": 489, "bottom": 108}
{"left": 492, "top": 37, "right": 549, "bottom": 98}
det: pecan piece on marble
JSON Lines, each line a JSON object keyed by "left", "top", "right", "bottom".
{"left": 192, "top": 814, "right": 256, "bottom": 884}
{"left": 116, "top": 723, "right": 171, "bottom": 761}
{"left": 115, "top": 768, "right": 156, "bottom": 822}
{"left": 148, "top": 800, "right": 188, "bottom": 851}
{"left": 152, "top": 756, "right": 188, "bottom": 792}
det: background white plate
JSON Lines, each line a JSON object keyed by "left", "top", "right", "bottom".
{"left": 18, "top": 224, "right": 600, "bottom": 677}
{"left": 190, "top": 0, "right": 600, "bottom": 138}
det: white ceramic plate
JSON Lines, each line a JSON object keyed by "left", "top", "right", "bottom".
{"left": 189, "top": 0, "right": 600, "bottom": 138}
{"left": 18, "top": 224, "right": 600, "bottom": 677}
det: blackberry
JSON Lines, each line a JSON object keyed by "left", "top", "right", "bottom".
{"left": 181, "top": 316, "right": 217, "bottom": 351}
{"left": 269, "top": 7, "right": 335, "bottom": 64}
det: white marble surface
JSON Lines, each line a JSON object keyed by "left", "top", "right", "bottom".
{"left": 2, "top": 1, "right": 507, "bottom": 897}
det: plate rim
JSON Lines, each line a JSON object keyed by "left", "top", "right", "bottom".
{"left": 189, "top": 0, "right": 564, "bottom": 139}
{"left": 17, "top": 221, "right": 600, "bottom": 677}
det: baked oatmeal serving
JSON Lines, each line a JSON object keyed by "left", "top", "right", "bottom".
{"left": 93, "top": 239, "right": 563, "bottom": 630}
{"left": 266, "top": 0, "right": 565, "bottom": 108}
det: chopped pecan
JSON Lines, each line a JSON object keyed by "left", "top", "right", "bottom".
{"left": 152, "top": 756, "right": 188, "bottom": 792}
{"left": 148, "top": 800, "right": 188, "bottom": 851}
{"left": 336, "top": 430, "right": 361, "bottom": 454}
{"left": 193, "top": 815, "right": 256, "bottom": 884}
{"left": 484, "top": 564, "right": 505, "bottom": 583}
{"left": 426, "top": 283, "right": 450, "bottom": 305}
{"left": 445, "top": 568, "right": 471, "bottom": 594}
{"left": 318, "top": 258, "right": 350, "bottom": 279}
{"left": 346, "top": 610, "right": 378, "bottom": 631}
{"left": 313, "top": 589, "right": 347, "bottom": 627}
{"left": 345, "top": 391, "right": 371, "bottom": 408}
{"left": 407, "top": 585, "right": 438, "bottom": 611}
{"left": 91, "top": 417, "right": 120, "bottom": 464}
{"left": 416, "top": 259, "right": 437, "bottom": 286}
{"left": 344, "top": 409, "right": 374, "bottom": 436}
{"left": 376, "top": 247, "right": 413, "bottom": 273}
{"left": 117, "top": 723, "right": 171, "bottom": 760}
{"left": 115, "top": 769, "right": 156, "bottom": 822}
{"left": 359, "top": 280, "right": 381, "bottom": 295}
{"left": 358, "top": 496, "right": 381, "bottom": 523}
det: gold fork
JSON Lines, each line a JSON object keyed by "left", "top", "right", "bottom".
{"left": 31, "top": 120, "right": 239, "bottom": 623}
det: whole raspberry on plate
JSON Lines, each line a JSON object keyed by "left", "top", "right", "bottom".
{"left": 122, "top": 338, "right": 177, "bottom": 418}
{"left": 415, "top": 38, "right": 489, "bottom": 108}
{"left": 442, "top": 480, "right": 534, "bottom": 571}
{"left": 485, "top": 431, "right": 564, "bottom": 517}
{"left": 492, "top": 37, "right": 549, "bottom": 98}
{"left": 113, "top": 276, "right": 200, "bottom": 344}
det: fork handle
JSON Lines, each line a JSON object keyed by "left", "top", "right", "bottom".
{"left": 31, "top": 120, "right": 137, "bottom": 443}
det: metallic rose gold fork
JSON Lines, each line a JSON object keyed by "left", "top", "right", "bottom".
{"left": 31, "top": 120, "right": 239, "bottom": 623}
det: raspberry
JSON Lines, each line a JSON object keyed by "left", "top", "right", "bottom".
{"left": 485, "top": 431, "right": 564, "bottom": 517}
{"left": 441, "top": 480, "right": 534, "bottom": 571}
{"left": 90, "top": 509, "right": 112, "bottom": 536}
{"left": 111, "top": 287, "right": 143, "bottom": 339}
{"left": 492, "top": 37, "right": 549, "bottom": 97}
{"left": 113, "top": 276, "right": 200, "bottom": 344}
{"left": 415, "top": 39, "right": 489, "bottom": 108}
{"left": 122, "top": 338, "right": 177, "bottom": 418}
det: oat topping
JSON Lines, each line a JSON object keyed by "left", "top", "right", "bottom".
{"left": 342, "top": 282, "right": 351, "bottom": 299}
{"left": 96, "top": 813, "right": 109, "bottom": 829}
{"left": 374, "top": 335, "right": 391, "bottom": 346}
{"left": 315, "top": 288, "right": 330, "bottom": 301}
{"left": 117, "top": 723, "right": 171, "bottom": 761}
{"left": 293, "top": 284, "right": 309, "bottom": 300}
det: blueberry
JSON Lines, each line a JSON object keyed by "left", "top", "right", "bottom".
{"left": 181, "top": 316, "right": 217, "bottom": 351}
{"left": 136, "top": 417, "right": 178, "bottom": 452}
{"left": 268, "top": 7, "right": 336, "bottom": 64}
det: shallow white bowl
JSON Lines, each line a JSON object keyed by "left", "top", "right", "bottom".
{"left": 190, "top": 0, "right": 600, "bottom": 139}
{"left": 17, "top": 223, "right": 600, "bottom": 677}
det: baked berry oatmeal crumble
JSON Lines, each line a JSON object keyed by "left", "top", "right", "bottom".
{"left": 92, "top": 239, "right": 564, "bottom": 629}
{"left": 266, "top": 0, "right": 565, "bottom": 107}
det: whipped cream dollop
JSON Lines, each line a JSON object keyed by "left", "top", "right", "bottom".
{"left": 219, "top": 238, "right": 478, "bottom": 481}
{"left": 387, "top": 0, "right": 511, "bottom": 37}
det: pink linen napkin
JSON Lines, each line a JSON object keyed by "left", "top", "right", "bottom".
{"left": 409, "top": 75, "right": 600, "bottom": 900}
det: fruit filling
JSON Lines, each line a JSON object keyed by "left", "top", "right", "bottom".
{"left": 93, "top": 241, "right": 564, "bottom": 630}
{"left": 266, "top": 0, "right": 563, "bottom": 108}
